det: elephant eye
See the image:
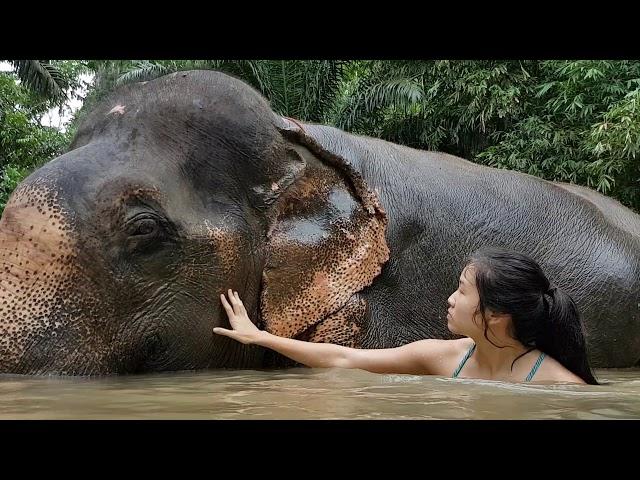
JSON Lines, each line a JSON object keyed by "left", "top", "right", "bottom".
{"left": 123, "top": 211, "right": 177, "bottom": 255}
{"left": 131, "top": 218, "right": 158, "bottom": 236}
{"left": 127, "top": 217, "right": 159, "bottom": 237}
{"left": 124, "top": 214, "right": 167, "bottom": 254}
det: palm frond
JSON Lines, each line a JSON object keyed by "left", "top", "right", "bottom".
{"left": 115, "top": 61, "right": 171, "bottom": 86}
{"left": 261, "top": 60, "right": 346, "bottom": 121}
{"left": 10, "top": 60, "right": 67, "bottom": 103}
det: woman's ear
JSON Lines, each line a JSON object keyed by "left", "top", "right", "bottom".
{"left": 486, "top": 310, "right": 512, "bottom": 328}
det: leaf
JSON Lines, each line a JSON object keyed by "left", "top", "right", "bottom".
{"left": 10, "top": 60, "right": 68, "bottom": 103}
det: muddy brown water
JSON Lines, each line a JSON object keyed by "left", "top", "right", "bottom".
{"left": 0, "top": 367, "right": 638, "bottom": 419}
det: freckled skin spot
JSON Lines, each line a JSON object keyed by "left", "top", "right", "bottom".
{"left": 204, "top": 224, "right": 242, "bottom": 279}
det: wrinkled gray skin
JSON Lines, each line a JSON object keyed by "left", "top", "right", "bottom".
{"left": 0, "top": 70, "right": 638, "bottom": 375}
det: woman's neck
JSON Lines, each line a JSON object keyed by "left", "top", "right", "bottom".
{"left": 469, "top": 334, "right": 531, "bottom": 376}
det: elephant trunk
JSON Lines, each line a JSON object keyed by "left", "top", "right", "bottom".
{"left": 0, "top": 184, "right": 112, "bottom": 374}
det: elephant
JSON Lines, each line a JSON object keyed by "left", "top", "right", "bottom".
{"left": 0, "top": 70, "right": 638, "bottom": 375}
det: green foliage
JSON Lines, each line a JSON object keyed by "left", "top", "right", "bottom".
{"left": 478, "top": 61, "right": 640, "bottom": 210}
{"left": 257, "top": 60, "right": 347, "bottom": 122}
{"left": 7, "top": 60, "right": 89, "bottom": 107}
{"left": 330, "top": 61, "right": 534, "bottom": 156}
{"left": 586, "top": 87, "right": 640, "bottom": 207}
{"left": 0, "top": 71, "right": 72, "bottom": 212}
{"left": 0, "top": 164, "right": 30, "bottom": 211}
{"left": 330, "top": 60, "right": 640, "bottom": 211}
{"left": 9, "top": 60, "right": 69, "bottom": 104}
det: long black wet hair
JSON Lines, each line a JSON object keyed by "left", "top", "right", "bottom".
{"left": 467, "top": 247, "right": 598, "bottom": 385}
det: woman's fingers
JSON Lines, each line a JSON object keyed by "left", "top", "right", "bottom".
{"left": 220, "top": 294, "right": 234, "bottom": 317}
{"left": 228, "top": 289, "right": 240, "bottom": 313}
{"left": 220, "top": 289, "right": 252, "bottom": 330}
{"left": 233, "top": 291, "right": 247, "bottom": 315}
{"left": 217, "top": 290, "right": 257, "bottom": 344}
{"left": 228, "top": 290, "right": 247, "bottom": 316}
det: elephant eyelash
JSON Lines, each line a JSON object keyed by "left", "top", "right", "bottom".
{"left": 123, "top": 213, "right": 165, "bottom": 248}
{"left": 125, "top": 215, "right": 160, "bottom": 234}
{"left": 123, "top": 212, "right": 182, "bottom": 257}
{"left": 131, "top": 219, "right": 158, "bottom": 236}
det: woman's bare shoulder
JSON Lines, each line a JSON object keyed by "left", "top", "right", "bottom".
{"left": 403, "top": 337, "right": 473, "bottom": 376}
{"left": 530, "top": 354, "right": 586, "bottom": 384}
{"left": 409, "top": 337, "right": 473, "bottom": 354}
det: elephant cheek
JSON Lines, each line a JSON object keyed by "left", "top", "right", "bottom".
{"left": 204, "top": 224, "right": 244, "bottom": 280}
{"left": 298, "top": 295, "right": 367, "bottom": 347}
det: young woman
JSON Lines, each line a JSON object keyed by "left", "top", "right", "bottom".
{"left": 214, "top": 248, "right": 598, "bottom": 384}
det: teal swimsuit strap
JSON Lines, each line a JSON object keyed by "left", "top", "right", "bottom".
{"left": 525, "top": 352, "right": 546, "bottom": 382}
{"left": 452, "top": 343, "right": 476, "bottom": 378}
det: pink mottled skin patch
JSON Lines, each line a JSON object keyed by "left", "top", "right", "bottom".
{"left": 0, "top": 183, "right": 86, "bottom": 369}
{"left": 312, "top": 271, "right": 329, "bottom": 292}
{"left": 107, "top": 105, "right": 126, "bottom": 115}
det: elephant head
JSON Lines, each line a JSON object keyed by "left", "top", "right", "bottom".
{"left": 0, "top": 70, "right": 389, "bottom": 374}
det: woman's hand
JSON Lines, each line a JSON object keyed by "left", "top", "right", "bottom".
{"left": 213, "top": 289, "right": 262, "bottom": 344}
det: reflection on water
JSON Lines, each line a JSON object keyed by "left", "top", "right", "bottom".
{"left": 0, "top": 368, "right": 638, "bottom": 419}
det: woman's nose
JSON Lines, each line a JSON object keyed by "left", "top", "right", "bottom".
{"left": 447, "top": 293, "right": 455, "bottom": 307}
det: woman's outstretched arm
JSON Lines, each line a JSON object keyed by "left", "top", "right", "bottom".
{"left": 213, "top": 290, "right": 452, "bottom": 375}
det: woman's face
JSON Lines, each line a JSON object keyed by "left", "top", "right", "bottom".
{"left": 447, "top": 265, "right": 483, "bottom": 336}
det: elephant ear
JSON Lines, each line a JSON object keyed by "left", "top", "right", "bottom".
{"left": 259, "top": 125, "right": 389, "bottom": 346}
